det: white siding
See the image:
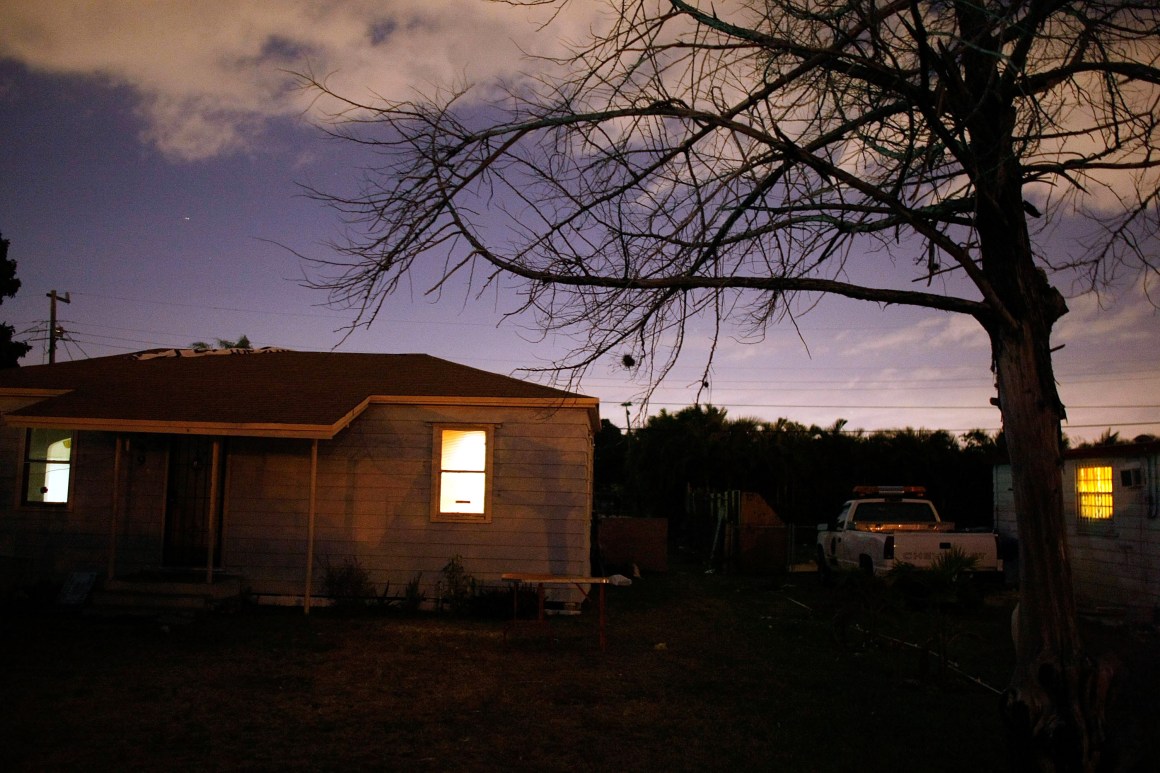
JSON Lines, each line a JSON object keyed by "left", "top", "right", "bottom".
{"left": 224, "top": 403, "right": 595, "bottom": 601}
{"left": 2, "top": 401, "right": 595, "bottom": 606}
{"left": 994, "top": 450, "right": 1160, "bottom": 622}
{"left": 993, "top": 464, "right": 1017, "bottom": 537}
{"left": 0, "top": 428, "right": 168, "bottom": 582}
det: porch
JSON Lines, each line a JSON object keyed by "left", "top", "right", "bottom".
{"left": 89, "top": 570, "right": 245, "bottom": 616}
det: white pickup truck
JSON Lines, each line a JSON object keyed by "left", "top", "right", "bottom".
{"left": 816, "top": 486, "right": 1002, "bottom": 580}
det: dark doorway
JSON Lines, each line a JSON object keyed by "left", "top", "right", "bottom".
{"left": 163, "top": 436, "right": 224, "bottom": 567}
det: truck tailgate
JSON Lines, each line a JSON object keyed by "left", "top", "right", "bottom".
{"left": 893, "top": 532, "right": 999, "bottom": 568}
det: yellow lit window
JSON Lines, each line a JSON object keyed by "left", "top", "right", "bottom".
{"left": 1076, "top": 465, "right": 1113, "bottom": 521}
{"left": 433, "top": 427, "right": 492, "bottom": 522}
{"left": 23, "top": 428, "right": 74, "bottom": 505}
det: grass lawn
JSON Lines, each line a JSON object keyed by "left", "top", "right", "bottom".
{"left": 1, "top": 561, "right": 1154, "bottom": 772}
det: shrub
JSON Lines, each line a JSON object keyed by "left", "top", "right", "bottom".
{"left": 437, "top": 555, "right": 477, "bottom": 614}
{"left": 321, "top": 556, "right": 376, "bottom": 609}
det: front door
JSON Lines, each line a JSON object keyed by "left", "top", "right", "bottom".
{"left": 163, "top": 436, "right": 224, "bottom": 567}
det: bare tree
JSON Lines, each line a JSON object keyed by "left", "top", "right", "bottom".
{"left": 303, "top": 2, "right": 1160, "bottom": 768}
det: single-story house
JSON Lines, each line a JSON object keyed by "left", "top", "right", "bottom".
{"left": 0, "top": 348, "right": 599, "bottom": 609}
{"left": 993, "top": 441, "right": 1159, "bottom": 623}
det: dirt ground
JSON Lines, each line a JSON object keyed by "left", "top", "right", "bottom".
{"left": 1, "top": 563, "right": 1155, "bottom": 772}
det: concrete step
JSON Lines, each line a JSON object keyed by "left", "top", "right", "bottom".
{"left": 89, "top": 575, "right": 243, "bottom": 616}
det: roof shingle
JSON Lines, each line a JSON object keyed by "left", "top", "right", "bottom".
{"left": 0, "top": 350, "right": 597, "bottom": 438}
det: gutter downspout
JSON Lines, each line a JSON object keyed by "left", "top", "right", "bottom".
{"left": 205, "top": 438, "right": 221, "bottom": 585}
{"left": 304, "top": 439, "right": 319, "bottom": 614}
{"left": 1150, "top": 451, "right": 1159, "bottom": 520}
{"left": 109, "top": 435, "right": 123, "bottom": 580}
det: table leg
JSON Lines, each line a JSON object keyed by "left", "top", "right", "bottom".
{"left": 598, "top": 583, "right": 606, "bottom": 651}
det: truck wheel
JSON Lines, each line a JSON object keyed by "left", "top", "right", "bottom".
{"left": 816, "top": 547, "right": 833, "bottom": 586}
{"left": 858, "top": 555, "right": 874, "bottom": 576}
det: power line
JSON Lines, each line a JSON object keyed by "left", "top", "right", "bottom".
{"left": 636, "top": 400, "right": 1159, "bottom": 411}
{"left": 17, "top": 296, "right": 1159, "bottom": 429}
{"left": 63, "top": 291, "right": 508, "bottom": 328}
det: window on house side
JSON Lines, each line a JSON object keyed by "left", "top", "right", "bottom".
{"left": 23, "top": 428, "right": 74, "bottom": 505}
{"left": 1076, "top": 465, "right": 1113, "bottom": 521}
{"left": 434, "top": 427, "right": 491, "bottom": 522}
{"left": 1120, "top": 467, "right": 1143, "bottom": 488}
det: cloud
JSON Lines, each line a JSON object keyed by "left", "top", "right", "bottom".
{"left": 1055, "top": 276, "right": 1159, "bottom": 346}
{"left": 0, "top": 0, "right": 598, "bottom": 161}
{"left": 837, "top": 313, "right": 987, "bottom": 357}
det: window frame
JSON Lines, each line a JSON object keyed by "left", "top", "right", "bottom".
{"left": 1120, "top": 465, "right": 1143, "bottom": 488}
{"left": 431, "top": 424, "right": 494, "bottom": 523}
{"left": 21, "top": 427, "right": 76, "bottom": 507}
{"left": 1075, "top": 464, "right": 1114, "bottom": 529}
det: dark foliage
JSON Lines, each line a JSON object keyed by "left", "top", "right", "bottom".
{"left": 595, "top": 404, "right": 999, "bottom": 529}
{"left": 0, "top": 232, "right": 31, "bottom": 368}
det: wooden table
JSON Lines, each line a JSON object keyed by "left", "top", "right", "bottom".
{"left": 501, "top": 573, "right": 612, "bottom": 650}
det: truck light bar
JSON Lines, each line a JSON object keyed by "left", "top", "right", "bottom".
{"left": 852, "top": 485, "right": 926, "bottom": 497}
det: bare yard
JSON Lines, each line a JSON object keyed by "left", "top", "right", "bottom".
{"left": 1, "top": 564, "right": 1154, "bottom": 771}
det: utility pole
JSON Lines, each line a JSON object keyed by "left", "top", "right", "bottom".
{"left": 621, "top": 401, "right": 632, "bottom": 433}
{"left": 46, "top": 290, "right": 70, "bottom": 364}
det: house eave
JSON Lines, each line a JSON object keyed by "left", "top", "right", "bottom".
{"left": 367, "top": 394, "right": 601, "bottom": 431}
{"left": 3, "top": 394, "right": 602, "bottom": 439}
{"left": 5, "top": 415, "right": 337, "bottom": 440}
{"left": 0, "top": 388, "right": 72, "bottom": 399}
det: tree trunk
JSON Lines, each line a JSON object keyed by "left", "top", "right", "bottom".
{"left": 994, "top": 322, "right": 1112, "bottom": 772}
{"left": 953, "top": 0, "right": 1112, "bottom": 766}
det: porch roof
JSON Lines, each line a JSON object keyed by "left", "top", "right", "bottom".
{"left": 0, "top": 349, "right": 599, "bottom": 439}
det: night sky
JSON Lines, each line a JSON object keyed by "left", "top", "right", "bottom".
{"left": 1, "top": 1, "right": 1157, "bottom": 441}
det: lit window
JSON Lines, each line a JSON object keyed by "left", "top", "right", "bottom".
{"left": 1076, "top": 465, "right": 1113, "bottom": 521}
{"left": 23, "top": 428, "right": 73, "bottom": 505}
{"left": 433, "top": 427, "right": 492, "bottom": 522}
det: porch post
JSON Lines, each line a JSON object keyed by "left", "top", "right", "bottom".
{"left": 108, "top": 435, "right": 123, "bottom": 580}
{"left": 304, "top": 439, "right": 319, "bottom": 614}
{"left": 205, "top": 438, "right": 221, "bottom": 585}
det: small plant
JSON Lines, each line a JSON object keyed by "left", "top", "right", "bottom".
{"left": 321, "top": 556, "right": 376, "bottom": 610}
{"left": 402, "top": 572, "right": 425, "bottom": 614}
{"left": 891, "top": 548, "right": 982, "bottom": 608}
{"left": 889, "top": 549, "right": 982, "bottom": 682}
{"left": 830, "top": 566, "right": 897, "bottom": 650}
{"left": 437, "top": 555, "right": 476, "bottom": 614}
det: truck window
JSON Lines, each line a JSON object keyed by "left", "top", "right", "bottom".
{"left": 836, "top": 502, "right": 852, "bottom": 526}
{"left": 852, "top": 502, "right": 936, "bottom": 523}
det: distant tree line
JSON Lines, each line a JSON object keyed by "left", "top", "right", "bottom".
{"left": 595, "top": 405, "right": 1001, "bottom": 535}
{"left": 191, "top": 334, "right": 252, "bottom": 350}
{"left": 1074, "top": 428, "right": 1157, "bottom": 449}
{"left": 0, "top": 232, "right": 32, "bottom": 368}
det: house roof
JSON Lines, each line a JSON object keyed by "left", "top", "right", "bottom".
{"left": 1063, "top": 440, "right": 1160, "bottom": 461}
{"left": 0, "top": 349, "right": 599, "bottom": 439}
{"left": 993, "top": 440, "right": 1160, "bottom": 467}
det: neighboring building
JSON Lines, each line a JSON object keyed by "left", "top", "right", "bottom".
{"left": 0, "top": 349, "right": 599, "bottom": 607}
{"left": 994, "top": 441, "right": 1160, "bottom": 622}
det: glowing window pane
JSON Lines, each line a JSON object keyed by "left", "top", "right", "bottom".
{"left": 1076, "top": 466, "right": 1113, "bottom": 521}
{"left": 440, "top": 472, "right": 485, "bottom": 514}
{"left": 24, "top": 429, "right": 73, "bottom": 505}
{"left": 439, "top": 429, "right": 487, "bottom": 516}
{"left": 441, "top": 430, "right": 486, "bottom": 472}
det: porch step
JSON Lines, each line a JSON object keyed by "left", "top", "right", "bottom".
{"left": 89, "top": 575, "right": 243, "bottom": 616}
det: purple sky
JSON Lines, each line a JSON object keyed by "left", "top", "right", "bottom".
{"left": 1, "top": 2, "right": 1157, "bottom": 442}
